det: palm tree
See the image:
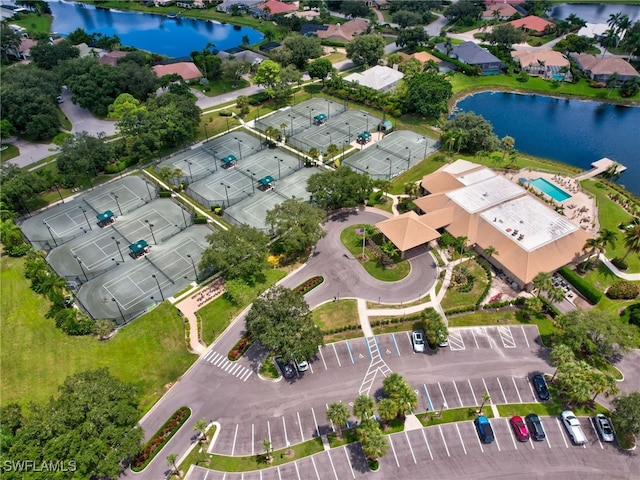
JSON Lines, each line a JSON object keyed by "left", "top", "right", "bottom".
{"left": 166, "top": 454, "right": 181, "bottom": 478}
{"left": 353, "top": 395, "right": 375, "bottom": 422}
{"left": 550, "top": 344, "right": 574, "bottom": 381}
{"left": 608, "top": 12, "right": 623, "bottom": 31}
{"left": 308, "top": 147, "right": 319, "bottom": 161}
{"left": 621, "top": 225, "right": 640, "bottom": 261}
{"left": 193, "top": 418, "right": 208, "bottom": 442}
{"left": 382, "top": 373, "right": 417, "bottom": 417}
{"left": 377, "top": 398, "right": 398, "bottom": 423}
{"left": 326, "top": 143, "right": 339, "bottom": 158}
{"left": 601, "top": 28, "right": 619, "bottom": 58}
{"left": 532, "top": 272, "right": 552, "bottom": 296}
{"left": 598, "top": 228, "right": 618, "bottom": 253}
{"left": 280, "top": 122, "right": 288, "bottom": 139}
{"left": 242, "top": 34, "right": 250, "bottom": 46}
{"left": 357, "top": 419, "right": 388, "bottom": 461}
{"left": 381, "top": 240, "right": 398, "bottom": 260}
{"left": 326, "top": 401, "right": 350, "bottom": 438}
{"left": 606, "top": 72, "right": 620, "bottom": 96}
{"left": 0, "top": 219, "right": 24, "bottom": 248}
{"left": 547, "top": 286, "right": 566, "bottom": 304}
{"left": 483, "top": 246, "right": 498, "bottom": 259}
{"left": 263, "top": 439, "right": 273, "bottom": 463}
{"left": 500, "top": 136, "right": 515, "bottom": 162}
{"left": 478, "top": 392, "right": 491, "bottom": 414}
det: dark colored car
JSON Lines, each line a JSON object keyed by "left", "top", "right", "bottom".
{"left": 474, "top": 415, "right": 494, "bottom": 443}
{"left": 275, "top": 357, "right": 295, "bottom": 379}
{"left": 532, "top": 374, "right": 550, "bottom": 401}
{"left": 510, "top": 415, "right": 530, "bottom": 442}
{"left": 525, "top": 413, "right": 546, "bottom": 441}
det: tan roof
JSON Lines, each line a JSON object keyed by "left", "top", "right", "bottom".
{"left": 421, "top": 171, "right": 464, "bottom": 194}
{"left": 573, "top": 54, "right": 639, "bottom": 77}
{"left": 511, "top": 50, "right": 569, "bottom": 69}
{"left": 18, "top": 38, "right": 37, "bottom": 54}
{"left": 419, "top": 207, "right": 455, "bottom": 229}
{"left": 508, "top": 15, "right": 554, "bottom": 33}
{"left": 317, "top": 18, "right": 368, "bottom": 42}
{"left": 412, "top": 51, "right": 441, "bottom": 64}
{"left": 376, "top": 211, "right": 440, "bottom": 252}
{"left": 482, "top": 3, "right": 517, "bottom": 19}
{"left": 152, "top": 62, "right": 203, "bottom": 81}
{"left": 99, "top": 50, "right": 128, "bottom": 66}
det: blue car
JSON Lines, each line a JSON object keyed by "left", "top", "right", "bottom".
{"left": 474, "top": 416, "right": 494, "bottom": 443}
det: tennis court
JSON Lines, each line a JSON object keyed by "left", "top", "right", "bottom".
{"left": 255, "top": 98, "right": 347, "bottom": 138}
{"left": 289, "top": 109, "right": 382, "bottom": 153}
{"left": 74, "top": 226, "right": 212, "bottom": 324}
{"left": 224, "top": 167, "right": 322, "bottom": 230}
{"left": 344, "top": 130, "right": 439, "bottom": 180}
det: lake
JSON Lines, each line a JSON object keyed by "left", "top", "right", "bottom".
{"left": 453, "top": 92, "right": 640, "bottom": 196}
{"left": 49, "top": 0, "right": 263, "bottom": 58}
{"left": 551, "top": 3, "right": 640, "bottom": 23}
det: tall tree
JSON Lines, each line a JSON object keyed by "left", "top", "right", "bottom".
{"left": 442, "top": 112, "right": 499, "bottom": 153}
{"left": 56, "top": 132, "right": 114, "bottom": 185}
{"left": 307, "top": 166, "right": 373, "bottom": 211}
{"left": 307, "top": 58, "right": 333, "bottom": 86}
{"left": 622, "top": 225, "right": 640, "bottom": 262}
{"left": 326, "top": 401, "right": 350, "bottom": 438}
{"left": 500, "top": 136, "right": 515, "bottom": 162}
{"left": 404, "top": 72, "right": 452, "bottom": 118}
{"left": 353, "top": 395, "right": 375, "bottom": 422}
{"left": 550, "top": 343, "right": 575, "bottom": 380}
{"left": 612, "top": 392, "right": 640, "bottom": 444}
{"left": 245, "top": 285, "right": 323, "bottom": 362}
{"left": 485, "top": 24, "right": 526, "bottom": 50}
{"left": 346, "top": 34, "right": 385, "bottom": 67}
{"left": 266, "top": 198, "right": 327, "bottom": 257}
{"left": 357, "top": 418, "right": 388, "bottom": 461}
{"left": 382, "top": 373, "right": 418, "bottom": 418}
{"left": 0, "top": 24, "right": 23, "bottom": 62}
{"left": 283, "top": 34, "right": 323, "bottom": 70}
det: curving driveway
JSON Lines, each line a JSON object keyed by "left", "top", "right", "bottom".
{"left": 279, "top": 208, "right": 438, "bottom": 308}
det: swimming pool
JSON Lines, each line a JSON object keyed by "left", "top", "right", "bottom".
{"left": 529, "top": 178, "right": 572, "bottom": 202}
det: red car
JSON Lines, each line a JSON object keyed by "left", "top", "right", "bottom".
{"left": 510, "top": 416, "right": 530, "bottom": 442}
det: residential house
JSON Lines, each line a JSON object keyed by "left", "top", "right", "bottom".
{"left": 217, "top": 0, "right": 262, "bottom": 13}
{"left": 316, "top": 18, "right": 369, "bottom": 42}
{"left": 411, "top": 51, "right": 441, "bottom": 65}
{"left": 482, "top": 3, "right": 518, "bottom": 21}
{"left": 365, "top": 0, "right": 388, "bottom": 9}
{"left": 485, "top": 0, "right": 525, "bottom": 4}
{"left": 152, "top": 62, "right": 203, "bottom": 81}
{"left": 300, "top": 24, "right": 329, "bottom": 36}
{"left": 251, "top": 0, "right": 298, "bottom": 19}
{"left": 287, "top": 10, "right": 320, "bottom": 20}
{"left": 0, "top": 5, "right": 27, "bottom": 21}
{"left": 99, "top": 50, "right": 128, "bottom": 66}
{"left": 435, "top": 41, "right": 504, "bottom": 74}
{"left": 75, "top": 42, "right": 106, "bottom": 58}
{"left": 570, "top": 53, "right": 640, "bottom": 83}
{"left": 344, "top": 65, "right": 404, "bottom": 92}
{"left": 511, "top": 50, "right": 570, "bottom": 79}
{"left": 508, "top": 15, "right": 555, "bottom": 35}
{"left": 217, "top": 48, "right": 267, "bottom": 66}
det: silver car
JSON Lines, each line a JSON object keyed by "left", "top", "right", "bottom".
{"left": 593, "top": 414, "right": 615, "bottom": 442}
{"left": 412, "top": 330, "right": 425, "bottom": 352}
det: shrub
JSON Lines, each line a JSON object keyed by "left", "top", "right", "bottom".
{"left": 5, "top": 243, "right": 31, "bottom": 257}
{"left": 294, "top": 276, "right": 324, "bottom": 295}
{"left": 558, "top": 266, "right": 602, "bottom": 304}
{"left": 55, "top": 309, "right": 94, "bottom": 336}
{"left": 624, "top": 303, "right": 640, "bottom": 327}
{"left": 248, "top": 91, "right": 271, "bottom": 105}
{"left": 611, "top": 257, "right": 628, "bottom": 271}
{"left": 219, "top": 109, "right": 233, "bottom": 117}
{"left": 228, "top": 334, "right": 252, "bottom": 361}
{"left": 193, "top": 216, "right": 208, "bottom": 224}
{"left": 606, "top": 281, "right": 639, "bottom": 300}
{"left": 157, "top": 189, "right": 172, "bottom": 198}
{"left": 104, "top": 161, "right": 126, "bottom": 174}
{"left": 132, "top": 407, "right": 191, "bottom": 471}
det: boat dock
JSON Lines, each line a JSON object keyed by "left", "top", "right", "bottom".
{"left": 574, "top": 157, "right": 627, "bottom": 180}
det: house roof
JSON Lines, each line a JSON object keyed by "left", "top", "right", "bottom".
{"left": 344, "top": 65, "right": 404, "bottom": 91}
{"left": 571, "top": 54, "right": 640, "bottom": 77}
{"left": 511, "top": 50, "right": 569, "bottom": 69}
{"left": 376, "top": 211, "right": 440, "bottom": 252}
{"left": 482, "top": 3, "right": 517, "bottom": 19}
{"left": 256, "top": 0, "right": 298, "bottom": 15}
{"left": 411, "top": 51, "right": 441, "bottom": 64}
{"left": 152, "top": 62, "right": 203, "bottom": 80}
{"left": 300, "top": 23, "right": 329, "bottom": 36}
{"left": 99, "top": 50, "right": 128, "bottom": 66}
{"left": 18, "top": 38, "right": 37, "bottom": 54}
{"left": 508, "top": 15, "right": 554, "bottom": 33}
{"left": 317, "top": 18, "right": 369, "bottom": 42}
{"left": 447, "top": 41, "right": 502, "bottom": 67}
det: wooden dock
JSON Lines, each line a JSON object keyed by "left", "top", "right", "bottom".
{"left": 574, "top": 157, "right": 627, "bottom": 180}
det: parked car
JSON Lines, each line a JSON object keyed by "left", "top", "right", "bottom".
{"left": 412, "top": 330, "right": 425, "bottom": 353}
{"left": 438, "top": 337, "right": 449, "bottom": 348}
{"left": 294, "top": 357, "right": 309, "bottom": 372}
{"left": 532, "top": 374, "right": 550, "bottom": 401}
{"left": 561, "top": 410, "right": 587, "bottom": 445}
{"left": 275, "top": 356, "right": 295, "bottom": 379}
{"left": 474, "top": 415, "right": 494, "bottom": 443}
{"left": 593, "top": 414, "right": 615, "bottom": 442}
{"left": 525, "top": 413, "right": 546, "bottom": 441}
{"left": 510, "top": 415, "right": 530, "bottom": 442}
{"left": 56, "top": 95, "right": 63, "bottom": 103}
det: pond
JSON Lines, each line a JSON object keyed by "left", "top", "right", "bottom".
{"left": 551, "top": 3, "right": 640, "bottom": 23}
{"left": 49, "top": 0, "right": 263, "bottom": 58}
{"left": 453, "top": 92, "right": 640, "bottom": 196}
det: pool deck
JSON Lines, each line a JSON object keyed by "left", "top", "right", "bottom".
{"left": 506, "top": 170, "right": 598, "bottom": 235}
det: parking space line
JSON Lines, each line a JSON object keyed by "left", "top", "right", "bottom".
{"left": 343, "top": 446, "right": 356, "bottom": 478}
{"left": 529, "top": 435, "right": 535, "bottom": 450}
{"left": 405, "top": 432, "right": 417, "bottom": 463}
{"left": 231, "top": 424, "right": 239, "bottom": 455}
{"left": 318, "top": 346, "right": 328, "bottom": 370}
{"left": 447, "top": 329, "right": 465, "bottom": 350}
{"left": 505, "top": 418, "right": 518, "bottom": 450}
{"left": 423, "top": 385, "right": 434, "bottom": 412}
{"left": 588, "top": 418, "right": 604, "bottom": 449}
{"left": 556, "top": 418, "right": 569, "bottom": 448}
{"left": 258, "top": 469, "right": 261, "bottom": 480}
{"left": 471, "top": 423, "right": 484, "bottom": 452}
{"left": 365, "top": 338, "right": 372, "bottom": 360}
{"left": 453, "top": 381, "right": 463, "bottom": 407}
{"left": 420, "top": 428, "right": 434, "bottom": 460}
{"left": 496, "top": 377, "right": 508, "bottom": 404}
{"left": 484, "top": 327, "right": 494, "bottom": 349}
{"left": 297, "top": 412, "right": 305, "bottom": 441}
{"left": 455, "top": 424, "right": 467, "bottom": 455}
{"left": 345, "top": 341, "right": 355, "bottom": 364}
{"left": 539, "top": 419, "right": 552, "bottom": 448}
{"left": 332, "top": 343, "right": 341, "bottom": 367}
{"left": 391, "top": 334, "right": 401, "bottom": 356}
{"left": 277, "top": 465, "right": 282, "bottom": 480}
{"left": 326, "top": 451, "right": 339, "bottom": 480}
{"left": 512, "top": 377, "right": 523, "bottom": 403}
{"left": 526, "top": 377, "right": 538, "bottom": 402}
{"left": 438, "top": 426, "right": 450, "bottom": 457}
{"left": 498, "top": 326, "right": 516, "bottom": 348}
{"left": 520, "top": 325, "right": 530, "bottom": 348}
{"left": 388, "top": 436, "right": 400, "bottom": 466}
{"left": 482, "top": 378, "right": 492, "bottom": 404}
{"left": 437, "top": 382, "right": 448, "bottom": 409}
{"left": 310, "top": 455, "right": 320, "bottom": 480}
{"left": 268, "top": 420, "right": 272, "bottom": 444}
{"left": 467, "top": 379, "right": 478, "bottom": 406}
{"left": 406, "top": 331, "right": 414, "bottom": 354}
{"left": 282, "top": 416, "right": 290, "bottom": 446}
{"left": 294, "top": 461, "right": 301, "bottom": 480}
{"left": 308, "top": 362, "right": 314, "bottom": 374}
{"left": 471, "top": 329, "right": 480, "bottom": 349}
{"left": 312, "top": 408, "right": 320, "bottom": 437}
{"left": 493, "top": 427, "right": 502, "bottom": 452}
{"left": 251, "top": 424, "right": 255, "bottom": 455}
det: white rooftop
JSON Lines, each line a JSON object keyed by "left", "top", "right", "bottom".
{"left": 344, "top": 65, "right": 404, "bottom": 91}
{"left": 481, "top": 195, "right": 578, "bottom": 252}
{"left": 447, "top": 175, "right": 524, "bottom": 214}
{"left": 456, "top": 167, "right": 496, "bottom": 186}
{"left": 442, "top": 159, "right": 479, "bottom": 175}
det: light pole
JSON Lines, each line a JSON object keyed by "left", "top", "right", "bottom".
{"left": 152, "top": 274, "right": 164, "bottom": 301}
{"left": 186, "top": 254, "right": 198, "bottom": 280}
{"left": 180, "top": 207, "right": 188, "bottom": 229}
{"left": 289, "top": 115, "right": 295, "bottom": 137}
{"left": 112, "top": 236, "right": 125, "bottom": 262}
{"left": 423, "top": 136, "right": 428, "bottom": 159}
{"left": 234, "top": 137, "right": 243, "bottom": 160}
{"left": 111, "top": 192, "right": 123, "bottom": 216}
{"left": 220, "top": 182, "right": 231, "bottom": 207}
{"left": 327, "top": 99, "right": 331, "bottom": 119}
{"left": 308, "top": 107, "right": 313, "bottom": 127}
{"left": 74, "top": 255, "right": 88, "bottom": 282}
{"left": 246, "top": 171, "right": 256, "bottom": 194}
{"left": 145, "top": 220, "right": 157, "bottom": 244}
{"left": 364, "top": 114, "right": 369, "bottom": 132}
{"left": 346, "top": 122, "right": 351, "bottom": 142}
{"left": 212, "top": 150, "right": 218, "bottom": 171}
{"left": 204, "top": 123, "right": 209, "bottom": 141}
{"left": 186, "top": 160, "right": 194, "bottom": 182}
{"left": 225, "top": 115, "right": 230, "bottom": 133}
{"left": 326, "top": 131, "right": 332, "bottom": 148}
{"left": 144, "top": 181, "right": 153, "bottom": 201}
{"left": 112, "top": 297, "right": 125, "bottom": 323}
{"left": 342, "top": 140, "right": 347, "bottom": 162}
{"left": 274, "top": 156, "right": 282, "bottom": 180}
{"left": 406, "top": 147, "right": 411, "bottom": 169}
{"left": 43, "top": 221, "right": 57, "bottom": 247}
{"left": 54, "top": 184, "right": 64, "bottom": 203}
{"left": 86, "top": 170, "right": 93, "bottom": 189}
{"left": 79, "top": 206, "right": 92, "bottom": 230}
{"left": 387, "top": 157, "right": 392, "bottom": 180}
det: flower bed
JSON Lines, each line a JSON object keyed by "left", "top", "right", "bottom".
{"left": 228, "top": 333, "right": 252, "bottom": 361}
{"left": 132, "top": 406, "right": 191, "bottom": 471}
{"left": 294, "top": 276, "right": 324, "bottom": 296}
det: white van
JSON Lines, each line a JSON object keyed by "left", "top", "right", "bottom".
{"left": 561, "top": 410, "right": 587, "bottom": 445}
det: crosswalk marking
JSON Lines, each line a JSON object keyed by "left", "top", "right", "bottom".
{"left": 202, "top": 350, "right": 253, "bottom": 381}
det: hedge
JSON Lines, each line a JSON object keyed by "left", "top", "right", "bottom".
{"left": 193, "top": 216, "right": 208, "bottom": 224}
{"left": 474, "top": 257, "right": 492, "bottom": 309}
{"left": 558, "top": 266, "right": 602, "bottom": 304}
{"left": 132, "top": 406, "right": 191, "bottom": 471}
{"left": 293, "top": 276, "right": 324, "bottom": 296}
{"left": 422, "top": 48, "right": 479, "bottom": 76}
{"left": 158, "top": 190, "right": 172, "bottom": 198}
{"left": 228, "top": 333, "right": 252, "bottom": 361}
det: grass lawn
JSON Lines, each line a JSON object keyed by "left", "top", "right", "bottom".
{"left": 259, "top": 358, "right": 279, "bottom": 379}
{"left": 0, "top": 256, "right": 195, "bottom": 412}
{"left": 312, "top": 299, "right": 359, "bottom": 332}
{"left": 441, "top": 259, "right": 490, "bottom": 312}
{"left": 417, "top": 406, "right": 493, "bottom": 427}
{"left": 197, "top": 269, "right": 286, "bottom": 345}
{"left": 11, "top": 13, "right": 53, "bottom": 35}
{"left": 323, "top": 330, "right": 364, "bottom": 343}
{"left": 339, "top": 224, "right": 411, "bottom": 282}
{"left": 191, "top": 79, "right": 251, "bottom": 98}
{"left": 0, "top": 144, "right": 19, "bottom": 163}
{"left": 197, "top": 113, "right": 242, "bottom": 142}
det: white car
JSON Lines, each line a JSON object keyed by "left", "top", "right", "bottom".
{"left": 561, "top": 410, "right": 587, "bottom": 445}
{"left": 294, "top": 358, "right": 309, "bottom": 372}
{"left": 412, "top": 330, "right": 425, "bottom": 353}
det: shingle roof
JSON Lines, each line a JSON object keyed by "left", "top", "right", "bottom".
{"left": 316, "top": 18, "right": 369, "bottom": 42}
{"left": 508, "top": 15, "right": 554, "bottom": 33}
{"left": 411, "top": 51, "right": 441, "bottom": 64}
{"left": 482, "top": 4, "right": 517, "bottom": 19}
{"left": 572, "top": 54, "right": 639, "bottom": 77}
{"left": 449, "top": 42, "right": 502, "bottom": 67}
{"left": 152, "top": 62, "right": 203, "bottom": 81}
{"left": 376, "top": 211, "right": 440, "bottom": 251}
{"left": 511, "top": 50, "right": 569, "bottom": 69}
{"left": 257, "top": 0, "right": 297, "bottom": 15}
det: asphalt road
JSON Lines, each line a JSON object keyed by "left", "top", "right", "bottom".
{"left": 279, "top": 209, "right": 439, "bottom": 307}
